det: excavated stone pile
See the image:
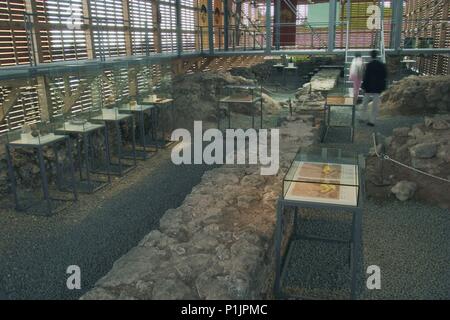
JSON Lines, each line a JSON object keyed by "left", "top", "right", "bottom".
{"left": 171, "top": 71, "right": 281, "bottom": 129}
{"left": 381, "top": 75, "right": 450, "bottom": 115}
{"left": 366, "top": 114, "right": 450, "bottom": 208}
{"left": 82, "top": 117, "right": 317, "bottom": 300}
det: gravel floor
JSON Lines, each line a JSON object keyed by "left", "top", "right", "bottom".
{"left": 0, "top": 147, "right": 214, "bottom": 300}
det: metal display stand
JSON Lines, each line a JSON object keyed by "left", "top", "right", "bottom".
{"left": 274, "top": 147, "right": 365, "bottom": 300}
{"left": 119, "top": 103, "right": 158, "bottom": 158}
{"left": 91, "top": 108, "right": 137, "bottom": 176}
{"left": 218, "top": 85, "right": 263, "bottom": 130}
{"left": 321, "top": 95, "right": 355, "bottom": 143}
{"left": 140, "top": 98, "right": 176, "bottom": 149}
{"left": 5, "top": 133, "right": 78, "bottom": 215}
{"left": 55, "top": 121, "right": 111, "bottom": 193}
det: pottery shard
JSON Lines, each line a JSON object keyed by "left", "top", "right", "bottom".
{"left": 409, "top": 143, "right": 437, "bottom": 159}
{"left": 391, "top": 181, "right": 417, "bottom": 201}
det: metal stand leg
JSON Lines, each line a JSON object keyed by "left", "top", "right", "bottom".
{"left": 103, "top": 125, "right": 112, "bottom": 183}
{"left": 260, "top": 98, "right": 263, "bottom": 129}
{"left": 83, "top": 133, "right": 92, "bottom": 191}
{"left": 351, "top": 105, "right": 356, "bottom": 142}
{"left": 274, "top": 199, "right": 284, "bottom": 298}
{"left": 5, "top": 144, "right": 19, "bottom": 210}
{"left": 139, "top": 111, "right": 147, "bottom": 159}
{"left": 228, "top": 104, "right": 231, "bottom": 129}
{"left": 115, "top": 121, "right": 123, "bottom": 174}
{"left": 53, "top": 144, "right": 63, "bottom": 190}
{"left": 66, "top": 138, "right": 78, "bottom": 202}
{"left": 77, "top": 137, "right": 83, "bottom": 180}
{"left": 130, "top": 117, "right": 137, "bottom": 166}
{"left": 37, "top": 146, "right": 51, "bottom": 215}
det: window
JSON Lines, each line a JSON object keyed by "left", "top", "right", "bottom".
{"left": 35, "top": 0, "right": 88, "bottom": 62}
{"left": 0, "top": 0, "right": 30, "bottom": 66}
{"left": 130, "top": 0, "right": 155, "bottom": 55}
{"left": 90, "top": 0, "right": 126, "bottom": 57}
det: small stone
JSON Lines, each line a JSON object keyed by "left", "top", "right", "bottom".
{"left": 391, "top": 181, "right": 417, "bottom": 201}
{"left": 409, "top": 143, "right": 437, "bottom": 159}
{"left": 393, "top": 127, "right": 410, "bottom": 137}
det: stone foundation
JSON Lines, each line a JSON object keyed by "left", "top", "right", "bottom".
{"left": 81, "top": 117, "right": 316, "bottom": 300}
{"left": 381, "top": 75, "right": 450, "bottom": 115}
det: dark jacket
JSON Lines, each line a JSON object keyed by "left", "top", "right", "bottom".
{"left": 362, "top": 59, "right": 387, "bottom": 93}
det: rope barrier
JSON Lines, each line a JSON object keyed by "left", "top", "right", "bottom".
{"left": 372, "top": 133, "right": 450, "bottom": 183}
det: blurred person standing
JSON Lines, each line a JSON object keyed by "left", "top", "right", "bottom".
{"left": 349, "top": 52, "right": 365, "bottom": 105}
{"left": 361, "top": 50, "right": 387, "bottom": 127}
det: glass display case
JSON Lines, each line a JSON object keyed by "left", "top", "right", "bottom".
{"left": 218, "top": 84, "right": 263, "bottom": 130}
{"left": 53, "top": 110, "right": 111, "bottom": 194}
{"left": 6, "top": 121, "right": 64, "bottom": 146}
{"left": 138, "top": 65, "right": 175, "bottom": 149}
{"left": 54, "top": 109, "right": 104, "bottom": 135}
{"left": 119, "top": 98, "right": 158, "bottom": 158}
{"left": 275, "top": 147, "right": 364, "bottom": 300}
{"left": 5, "top": 122, "right": 77, "bottom": 215}
{"left": 321, "top": 94, "right": 355, "bottom": 143}
{"left": 282, "top": 147, "right": 361, "bottom": 207}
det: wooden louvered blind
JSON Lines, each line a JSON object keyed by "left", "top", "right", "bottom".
{"left": 0, "top": 83, "right": 41, "bottom": 133}
{"left": 181, "top": 0, "right": 196, "bottom": 52}
{"left": 0, "top": 0, "right": 30, "bottom": 66}
{"left": 90, "top": 0, "right": 126, "bottom": 58}
{"left": 34, "top": 0, "right": 89, "bottom": 62}
{"left": 160, "top": 1, "right": 177, "bottom": 52}
{"left": 130, "top": 0, "right": 155, "bottom": 55}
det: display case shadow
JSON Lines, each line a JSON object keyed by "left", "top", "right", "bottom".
{"left": 53, "top": 111, "right": 112, "bottom": 194}
{"left": 4, "top": 124, "right": 78, "bottom": 216}
{"left": 218, "top": 85, "right": 264, "bottom": 131}
{"left": 274, "top": 147, "right": 365, "bottom": 300}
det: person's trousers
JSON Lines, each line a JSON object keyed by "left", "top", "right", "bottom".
{"left": 352, "top": 78, "right": 362, "bottom": 103}
{"left": 361, "top": 92, "right": 381, "bottom": 124}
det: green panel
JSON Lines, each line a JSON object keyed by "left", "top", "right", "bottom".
{"left": 307, "top": 3, "right": 341, "bottom": 28}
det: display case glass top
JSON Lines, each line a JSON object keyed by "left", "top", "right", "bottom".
{"left": 54, "top": 110, "right": 104, "bottom": 134}
{"left": 7, "top": 122, "right": 66, "bottom": 147}
{"left": 90, "top": 107, "right": 132, "bottom": 121}
{"left": 119, "top": 101, "right": 155, "bottom": 112}
{"left": 283, "top": 147, "right": 360, "bottom": 207}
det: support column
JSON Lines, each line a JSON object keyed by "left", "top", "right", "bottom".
{"left": 223, "top": 0, "right": 229, "bottom": 51}
{"left": 391, "top": 0, "right": 403, "bottom": 51}
{"left": 265, "top": 0, "right": 272, "bottom": 53}
{"left": 152, "top": 0, "right": 162, "bottom": 53}
{"left": 207, "top": 0, "right": 214, "bottom": 54}
{"left": 327, "top": 0, "right": 337, "bottom": 52}
{"left": 24, "top": 0, "right": 53, "bottom": 121}
{"left": 176, "top": 0, "right": 183, "bottom": 56}
{"left": 82, "top": 0, "right": 96, "bottom": 59}
{"left": 122, "top": 0, "right": 133, "bottom": 56}
{"left": 274, "top": 0, "right": 281, "bottom": 50}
